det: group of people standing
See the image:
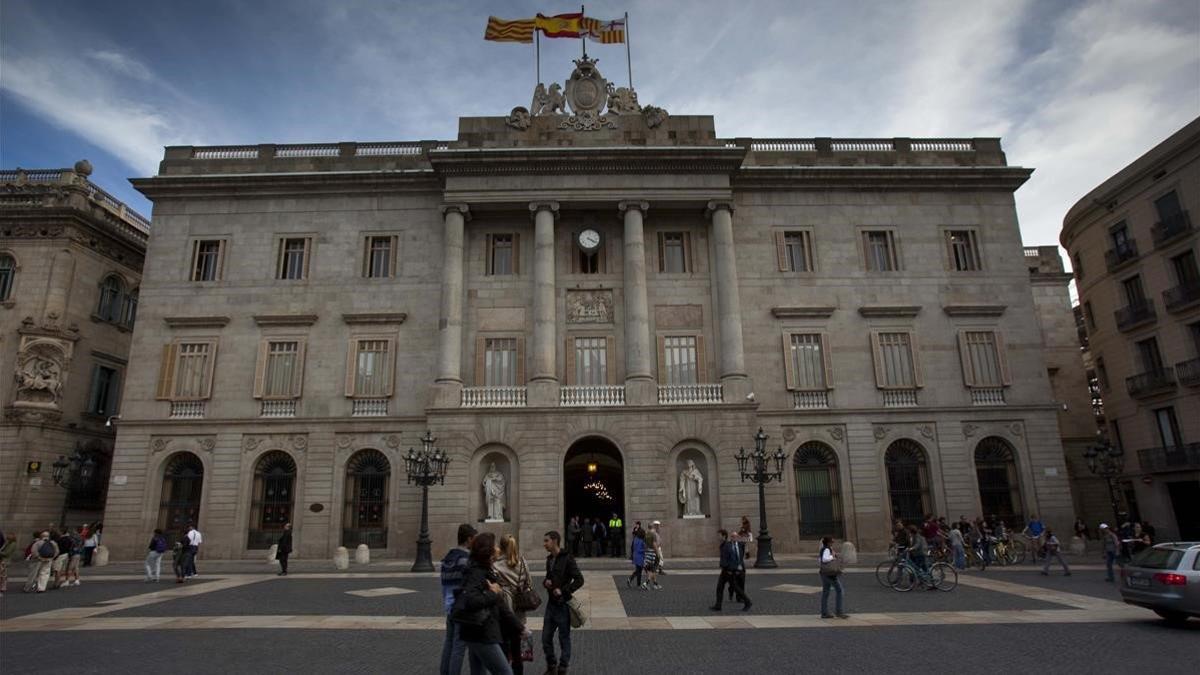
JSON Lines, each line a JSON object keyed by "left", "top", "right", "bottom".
{"left": 0, "top": 523, "right": 101, "bottom": 594}
{"left": 142, "top": 521, "right": 203, "bottom": 583}
{"left": 565, "top": 514, "right": 623, "bottom": 558}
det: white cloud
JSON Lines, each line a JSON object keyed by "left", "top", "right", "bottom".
{"left": 87, "top": 50, "right": 155, "bottom": 82}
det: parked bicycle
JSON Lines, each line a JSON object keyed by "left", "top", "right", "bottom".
{"left": 892, "top": 556, "right": 957, "bottom": 592}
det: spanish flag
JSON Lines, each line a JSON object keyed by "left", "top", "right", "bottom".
{"left": 535, "top": 12, "right": 583, "bottom": 38}
{"left": 484, "top": 16, "right": 536, "bottom": 43}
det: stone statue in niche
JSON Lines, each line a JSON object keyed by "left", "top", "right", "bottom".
{"left": 678, "top": 459, "right": 705, "bottom": 518}
{"left": 482, "top": 462, "right": 507, "bottom": 522}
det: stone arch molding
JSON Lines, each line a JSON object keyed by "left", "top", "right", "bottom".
{"left": 244, "top": 433, "right": 309, "bottom": 455}
{"left": 470, "top": 443, "right": 519, "bottom": 524}
{"left": 150, "top": 435, "right": 216, "bottom": 458}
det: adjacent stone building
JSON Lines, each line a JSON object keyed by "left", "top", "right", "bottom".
{"left": 101, "top": 59, "right": 1076, "bottom": 560}
{"left": 1061, "top": 116, "right": 1200, "bottom": 540}
{"left": 1, "top": 163, "right": 148, "bottom": 535}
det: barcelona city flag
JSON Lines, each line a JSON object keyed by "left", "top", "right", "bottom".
{"left": 484, "top": 16, "right": 536, "bottom": 43}
{"left": 535, "top": 13, "right": 583, "bottom": 38}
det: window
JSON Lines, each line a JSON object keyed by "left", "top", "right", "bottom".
{"left": 1083, "top": 301, "right": 1096, "bottom": 330}
{"left": 946, "top": 230, "right": 981, "bottom": 271}
{"left": 871, "top": 331, "right": 921, "bottom": 388}
{"left": 660, "top": 335, "right": 700, "bottom": 384}
{"left": 1153, "top": 407, "right": 1182, "bottom": 448}
{"left": 793, "top": 442, "right": 844, "bottom": 538}
{"left": 1095, "top": 356, "right": 1110, "bottom": 390}
{"left": 156, "top": 452, "right": 203, "bottom": 545}
{"left": 862, "top": 230, "right": 899, "bottom": 271}
{"left": 363, "top": 235, "right": 397, "bottom": 278}
{"left": 775, "top": 231, "right": 814, "bottom": 272}
{"left": 1154, "top": 190, "right": 1183, "bottom": 222}
{"left": 347, "top": 338, "right": 394, "bottom": 397}
{"left": 974, "top": 437, "right": 1023, "bottom": 525}
{"left": 579, "top": 250, "right": 600, "bottom": 274}
{"left": 97, "top": 275, "right": 125, "bottom": 322}
{"left": 885, "top": 439, "right": 931, "bottom": 524}
{"left": 958, "top": 331, "right": 1010, "bottom": 387}
{"left": 254, "top": 340, "right": 305, "bottom": 399}
{"left": 121, "top": 288, "right": 138, "bottom": 329}
{"left": 658, "top": 231, "right": 692, "bottom": 273}
{"left": 191, "top": 240, "right": 225, "bottom": 281}
{"left": 1190, "top": 321, "right": 1200, "bottom": 356}
{"left": 569, "top": 336, "right": 610, "bottom": 385}
{"left": 784, "top": 333, "right": 830, "bottom": 390}
{"left": 1110, "top": 221, "right": 1133, "bottom": 254}
{"left": 247, "top": 451, "right": 296, "bottom": 549}
{"left": 156, "top": 341, "right": 217, "bottom": 401}
{"left": 479, "top": 337, "right": 521, "bottom": 386}
{"left": 1122, "top": 274, "right": 1146, "bottom": 306}
{"left": 1171, "top": 250, "right": 1199, "bottom": 286}
{"left": 1136, "top": 337, "right": 1164, "bottom": 373}
{"left": 276, "top": 237, "right": 311, "bottom": 280}
{"left": 343, "top": 449, "right": 390, "bottom": 548}
{"left": 0, "top": 253, "right": 14, "bottom": 300}
{"left": 486, "top": 234, "right": 517, "bottom": 275}
{"left": 1072, "top": 252, "right": 1084, "bottom": 281}
{"left": 87, "top": 364, "right": 121, "bottom": 416}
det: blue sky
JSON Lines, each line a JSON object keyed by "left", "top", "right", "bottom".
{"left": 2, "top": 0, "right": 1198, "bottom": 255}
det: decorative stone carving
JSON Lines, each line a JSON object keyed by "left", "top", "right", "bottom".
{"left": 606, "top": 84, "right": 641, "bottom": 114}
{"left": 827, "top": 427, "right": 845, "bottom": 442}
{"left": 873, "top": 425, "right": 890, "bottom": 440}
{"left": 1009, "top": 422, "right": 1024, "bottom": 436}
{"left": 565, "top": 57, "right": 607, "bottom": 116}
{"left": 384, "top": 434, "right": 401, "bottom": 450}
{"left": 482, "top": 462, "right": 506, "bottom": 522}
{"left": 336, "top": 435, "right": 356, "bottom": 451}
{"left": 152, "top": 438, "right": 169, "bottom": 453}
{"left": 917, "top": 424, "right": 935, "bottom": 440}
{"left": 13, "top": 337, "right": 72, "bottom": 409}
{"left": 677, "top": 459, "right": 705, "bottom": 517}
{"left": 198, "top": 438, "right": 216, "bottom": 453}
{"left": 291, "top": 435, "right": 308, "bottom": 452}
{"left": 243, "top": 437, "right": 263, "bottom": 453}
{"left": 642, "top": 105, "right": 669, "bottom": 128}
{"left": 565, "top": 289, "right": 614, "bottom": 324}
{"left": 531, "top": 83, "right": 567, "bottom": 116}
{"left": 505, "top": 106, "right": 532, "bottom": 130}
{"left": 963, "top": 423, "right": 979, "bottom": 438}
{"left": 782, "top": 427, "right": 797, "bottom": 442}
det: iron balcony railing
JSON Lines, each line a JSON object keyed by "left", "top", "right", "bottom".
{"left": 1177, "top": 358, "right": 1200, "bottom": 387}
{"left": 1114, "top": 298, "right": 1156, "bottom": 332}
{"left": 1104, "top": 241, "right": 1139, "bottom": 272}
{"left": 1137, "top": 443, "right": 1200, "bottom": 472}
{"left": 1151, "top": 210, "right": 1192, "bottom": 248}
{"left": 1163, "top": 279, "right": 1200, "bottom": 313}
{"left": 1125, "top": 367, "right": 1176, "bottom": 399}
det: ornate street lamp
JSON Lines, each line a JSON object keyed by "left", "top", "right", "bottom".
{"left": 734, "top": 428, "right": 788, "bottom": 569}
{"left": 51, "top": 444, "right": 97, "bottom": 528}
{"left": 404, "top": 430, "right": 450, "bottom": 572}
{"left": 1083, "top": 437, "right": 1125, "bottom": 526}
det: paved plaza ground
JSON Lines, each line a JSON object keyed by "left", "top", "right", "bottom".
{"left": 2, "top": 558, "right": 1197, "bottom": 674}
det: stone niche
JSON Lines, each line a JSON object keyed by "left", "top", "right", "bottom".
{"left": 666, "top": 444, "right": 722, "bottom": 557}
{"left": 469, "top": 446, "right": 518, "bottom": 539}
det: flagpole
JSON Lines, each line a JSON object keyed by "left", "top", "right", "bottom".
{"left": 536, "top": 30, "right": 541, "bottom": 85}
{"left": 625, "top": 11, "right": 632, "bottom": 89}
{"left": 581, "top": 4, "right": 586, "bottom": 58}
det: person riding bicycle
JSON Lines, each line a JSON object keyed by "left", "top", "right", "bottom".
{"left": 906, "top": 525, "right": 933, "bottom": 587}
{"left": 1022, "top": 515, "right": 1046, "bottom": 564}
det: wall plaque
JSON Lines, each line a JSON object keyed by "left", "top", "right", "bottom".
{"left": 566, "top": 290, "right": 613, "bottom": 324}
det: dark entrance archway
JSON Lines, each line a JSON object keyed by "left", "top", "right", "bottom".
{"left": 563, "top": 437, "right": 625, "bottom": 557}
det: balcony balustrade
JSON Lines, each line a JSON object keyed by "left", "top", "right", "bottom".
{"left": 1151, "top": 210, "right": 1192, "bottom": 248}
{"left": 1125, "top": 367, "right": 1176, "bottom": 399}
{"left": 881, "top": 389, "right": 919, "bottom": 408}
{"left": 461, "top": 386, "right": 527, "bottom": 408}
{"left": 1163, "top": 280, "right": 1200, "bottom": 313}
{"left": 169, "top": 401, "right": 206, "bottom": 419}
{"left": 792, "top": 390, "right": 830, "bottom": 410}
{"left": 560, "top": 385, "right": 625, "bottom": 407}
{"left": 351, "top": 398, "right": 389, "bottom": 417}
{"left": 1176, "top": 358, "right": 1200, "bottom": 387}
{"left": 970, "top": 387, "right": 1006, "bottom": 406}
{"left": 1137, "top": 443, "right": 1200, "bottom": 472}
{"left": 1104, "top": 241, "right": 1139, "bottom": 272}
{"left": 1114, "top": 299, "right": 1156, "bottom": 332}
{"left": 658, "top": 383, "right": 723, "bottom": 405}
{"left": 260, "top": 400, "right": 297, "bottom": 418}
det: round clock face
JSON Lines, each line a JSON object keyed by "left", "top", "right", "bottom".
{"left": 578, "top": 229, "right": 601, "bottom": 252}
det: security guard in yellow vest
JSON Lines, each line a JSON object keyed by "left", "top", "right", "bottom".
{"left": 608, "top": 513, "right": 624, "bottom": 557}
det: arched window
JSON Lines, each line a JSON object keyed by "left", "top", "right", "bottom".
{"left": 157, "top": 453, "right": 204, "bottom": 544}
{"left": 97, "top": 275, "right": 125, "bottom": 323}
{"left": 0, "top": 253, "right": 15, "bottom": 301}
{"left": 121, "top": 287, "right": 138, "bottom": 328}
{"left": 885, "top": 439, "right": 932, "bottom": 524}
{"left": 793, "top": 441, "right": 843, "bottom": 538}
{"left": 248, "top": 451, "right": 297, "bottom": 549}
{"left": 975, "top": 437, "right": 1023, "bottom": 527}
{"left": 344, "top": 449, "right": 390, "bottom": 548}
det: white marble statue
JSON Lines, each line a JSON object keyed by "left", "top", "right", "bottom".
{"left": 677, "top": 459, "right": 704, "bottom": 517}
{"left": 482, "top": 462, "right": 506, "bottom": 521}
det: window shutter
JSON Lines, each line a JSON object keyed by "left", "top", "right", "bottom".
{"left": 217, "top": 240, "right": 226, "bottom": 279}
{"left": 657, "top": 232, "right": 666, "bottom": 272}
{"left": 202, "top": 341, "right": 218, "bottom": 399}
{"left": 360, "top": 236, "right": 370, "bottom": 277}
{"left": 345, "top": 339, "right": 359, "bottom": 396}
{"left": 302, "top": 239, "right": 312, "bottom": 279}
{"left": 484, "top": 234, "right": 494, "bottom": 275}
{"left": 605, "top": 336, "right": 617, "bottom": 385}
{"left": 564, "top": 337, "right": 576, "bottom": 385}
{"left": 890, "top": 232, "right": 901, "bottom": 270}
{"left": 957, "top": 331, "right": 976, "bottom": 387}
{"left": 775, "top": 232, "right": 789, "bottom": 272}
{"left": 820, "top": 333, "right": 834, "bottom": 389}
{"left": 109, "top": 370, "right": 122, "bottom": 414}
{"left": 783, "top": 333, "right": 797, "bottom": 390}
{"left": 512, "top": 233, "right": 521, "bottom": 275}
{"left": 189, "top": 241, "right": 200, "bottom": 281}
{"left": 910, "top": 331, "right": 924, "bottom": 388}
{"left": 389, "top": 236, "right": 399, "bottom": 277}
{"left": 474, "top": 337, "right": 487, "bottom": 386}
{"left": 869, "top": 332, "right": 885, "bottom": 389}
{"left": 695, "top": 334, "right": 706, "bottom": 382}
{"left": 88, "top": 365, "right": 103, "bottom": 412}
{"left": 382, "top": 337, "right": 396, "bottom": 396}
{"left": 656, "top": 335, "right": 667, "bottom": 382}
{"left": 683, "top": 232, "right": 693, "bottom": 273}
{"left": 253, "top": 341, "right": 269, "bottom": 399}
{"left": 292, "top": 340, "right": 307, "bottom": 397}
{"left": 156, "top": 344, "right": 177, "bottom": 400}
{"left": 995, "top": 331, "right": 1012, "bottom": 385}
{"left": 515, "top": 336, "right": 526, "bottom": 383}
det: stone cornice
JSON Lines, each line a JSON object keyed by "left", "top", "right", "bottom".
{"left": 342, "top": 312, "right": 407, "bottom": 325}
{"left": 428, "top": 146, "right": 747, "bottom": 176}
{"left": 942, "top": 304, "right": 1007, "bottom": 317}
{"left": 858, "top": 306, "right": 921, "bottom": 318}
{"left": 253, "top": 314, "right": 318, "bottom": 327}
{"left": 163, "top": 316, "right": 231, "bottom": 328}
{"left": 771, "top": 306, "right": 837, "bottom": 319}
{"left": 131, "top": 171, "right": 439, "bottom": 200}
{"left": 733, "top": 166, "right": 1033, "bottom": 191}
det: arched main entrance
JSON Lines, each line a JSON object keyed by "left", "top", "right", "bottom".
{"left": 793, "top": 441, "right": 844, "bottom": 538}
{"left": 343, "top": 449, "right": 390, "bottom": 548}
{"left": 885, "top": 439, "right": 932, "bottom": 524}
{"left": 974, "top": 437, "right": 1024, "bottom": 527}
{"left": 157, "top": 452, "right": 203, "bottom": 543}
{"left": 247, "top": 451, "right": 297, "bottom": 549}
{"left": 563, "top": 437, "right": 624, "bottom": 556}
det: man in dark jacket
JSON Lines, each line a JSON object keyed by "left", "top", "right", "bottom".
{"left": 579, "top": 518, "right": 593, "bottom": 558}
{"left": 275, "top": 523, "right": 292, "bottom": 576}
{"left": 710, "top": 530, "right": 751, "bottom": 611}
{"left": 440, "top": 524, "right": 477, "bottom": 675}
{"left": 543, "top": 530, "right": 584, "bottom": 675}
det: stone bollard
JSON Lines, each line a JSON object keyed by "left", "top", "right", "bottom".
{"left": 1069, "top": 536, "right": 1086, "bottom": 556}
{"left": 333, "top": 547, "right": 350, "bottom": 570}
{"left": 267, "top": 544, "right": 278, "bottom": 563}
{"left": 355, "top": 544, "right": 370, "bottom": 565}
{"left": 93, "top": 545, "right": 110, "bottom": 567}
{"left": 839, "top": 541, "right": 858, "bottom": 565}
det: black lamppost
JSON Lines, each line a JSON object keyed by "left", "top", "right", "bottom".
{"left": 52, "top": 444, "right": 96, "bottom": 529}
{"left": 404, "top": 430, "right": 450, "bottom": 572}
{"left": 1083, "top": 438, "right": 1125, "bottom": 526}
{"left": 734, "top": 428, "right": 787, "bottom": 569}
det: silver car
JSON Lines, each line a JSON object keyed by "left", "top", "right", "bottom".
{"left": 1119, "top": 542, "right": 1200, "bottom": 624}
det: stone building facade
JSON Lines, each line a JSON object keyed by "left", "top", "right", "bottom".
{"left": 1061, "top": 116, "right": 1200, "bottom": 540}
{"left": 1, "top": 163, "right": 148, "bottom": 536}
{"left": 101, "top": 61, "right": 1076, "bottom": 560}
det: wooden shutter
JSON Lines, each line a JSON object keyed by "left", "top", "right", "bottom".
{"left": 564, "top": 337, "right": 576, "bottom": 385}
{"left": 201, "top": 341, "right": 218, "bottom": 399}
{"left": 869, "top": 332, "right": 885, "bottom": 388}
{"left": 782, "top": 333, "right": 797, "bottom": 390}
{"left": 515, "top": 336, "right": 526, "bottom": 383}
{"left": 695, "top": 334, "right": 706, "bottom": 382}
{"left": 820, "top": 333, "right": 834, "bottom": 389}
{"left": 252, "top": 340, "right": 269, "bottom": 399}
{"left": 216, "top": 240, "right": 226, "bottom": 280}
{"left": 292, "top": 340, "right": 307, "bottom": 397}
{"left": 605, "top": 336, "right": 617, "bottom": 385}
{"left": 656, "top": 232, "right": 666, "bottom": 272}
{"left": 389, "top": 236, "right": 399, "bottom": 277}
{"left": 512, "top": 233, "right": 521, "bottom": 275}
{"left": 360, "top": 236, "right": 370, "bottom": 277}
{"left": 889, "top": 231, "right": 901, "bottom": 271}
{"left": 910, "top": 331, "right": 924, "bottom": 387}
{"left": 775, "top": 232, "right": 789, "bottom": 272}
{"left": 484, "top": 234, "right": 494, "bottom": 275}
{"left": 345, "top": 339, "right": 359, "bottom": 396}
{"left": 656, "top": 335, "right": 667, "bottom": 381}
{"left": 474, "top": 337, "right": 487, "bottom": 386}
{"left": 302, "top": 238, "right": 312, "bottom": 279}
{"left": 189, "top": 241, "right": 200, "bottom": 281}
{"left": 683, "top": 232, "right": 693, "bottom": 273}
{"left": 957, "top": 331, "right": 975, "bottom": 387}
{"left": 995, "top": 331, "right": 1012, "bottom": 385}
{"left": 381, "top": 337, "right": 396, "bottom": 396}
{"left": 156, "top": 343, "right": 178, "bottom": 400}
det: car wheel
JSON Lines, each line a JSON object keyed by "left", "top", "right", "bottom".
{"left": 1153, "top": 609, "right": 1190, "bottom": 625}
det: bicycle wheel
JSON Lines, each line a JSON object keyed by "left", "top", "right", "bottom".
{"left": 887, "top": 543, "right": 898, "bottom": 561}
{"left": 932, "top": 563, "right": 957, "bottom": 591}
{"left": 893, "top": 565, "right": 917, "bottom": 592}
{"left": 1010, "top": 539, "right": 1026, "bottom": 564}
{"left": 875, "top": 560, "right": 898, "bottom": 587}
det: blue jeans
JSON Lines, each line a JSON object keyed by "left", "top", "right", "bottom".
{"left": 820, "top": 574, "right": 844, "bottom": 616}
{"left": 466, "top": 642, "right": 513, "bottom": 675}
{"left": 440, "top": 615, "right": 467, "bottom": 675}
{"left": 952, "top": 544, "right": 966, "bottom": 570}
{"left": 542, "top": 602, "right": 572, "bottom": 668}
{"left": 1105, "top": 551, "right": 1116, "bottom": 581}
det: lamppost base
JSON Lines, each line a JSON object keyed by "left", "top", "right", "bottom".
{"left": 754, "top": 534, "right": 777, "bottom": 569}
{"left": 411, "top": 539, "right": 434, "bottom": 573}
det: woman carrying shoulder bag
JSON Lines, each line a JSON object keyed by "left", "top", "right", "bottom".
{"left": 455, "top": 532, "right": 518, "bottom": 675}
{"left": 818, "top": 536, "right": 849, "bottom": 620}
{"left": 493, "top": 535, "right": 537, "bottom": 674}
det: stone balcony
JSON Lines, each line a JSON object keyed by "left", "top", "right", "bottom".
{"left": 1163, "top": 279, "right": 1200, "bottom": 313}
{"left": 169, "top": 401, "right": 206, "bottom": 419}
{"left": 462, "top": 386, "right": 527, "bottom": 408}
{"left": 657, "top": 383, "right": 723, "bottom": 405}
{"left": 792, "top": 390, "right": 830, "bottom": 410}
{"left": 1125, "top": 367, "right": 1176, "bottom": 400}
{"left": 1137, "top": 443, "right": 1200, "bottom": 472}
{"left": 1151, "top": 210, "right": 1192, "bottom": 249}
{"left": 260, "top": 400, "right": 297, "bottom": 418}
{"left": 560, "top": 385, "right": 625, "bottom": 407}
{"left": 1104, "top": 241, "right": 1139, "bottom": 272}
{"left": 1114, "top": 298, "right": 1156, "bottom": 332}
{"left": 351, "top": 398, "right": 389, "bottom": 417}
{"left": 881, "top": 389, "right": 919, "bottom": 408}
{"left": 970, "top": 387, "right": 1006, "bottom": 406}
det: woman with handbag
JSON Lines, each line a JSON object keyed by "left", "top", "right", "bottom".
{"left": 453, "top": 532, "right": 519, "bottom": 675}
{"left": 494, "top": 535, "right": 538, "bottom": 674}
{"left": 818, "top": 536, "right": 849, "bottom": 619}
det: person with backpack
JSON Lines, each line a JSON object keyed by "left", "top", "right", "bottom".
{"left": 542, "top": 530, "right": 584, "bottom": 675}
{"left": 145, "top": 529, "right": 168, "bottom": 582}
{"left": 818, "top": 536, "right": 849, "bottom": 619}
{"left": 440, "top": 523, "right": 477, "bottom": 675}
{"left": 26, "top": 531, "right": 58, "bottom": 593}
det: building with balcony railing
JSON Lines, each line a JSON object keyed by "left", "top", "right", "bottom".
{"left": 1062, "top": 115, "right": 1200, "bottom": 541}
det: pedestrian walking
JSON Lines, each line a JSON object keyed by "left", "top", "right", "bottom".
{"left": 275, "top": 523, "right": 293, "bottom": 576}
{"left": 948, "top": 523, "right": 967, "bottom": 570}
{"left": 627, "top": 529, "right": 646, "bottom": 590}
{"left": 709, "top": 529, "right": 751, "bottom": 612}
{"left": 52, "top": 529, "right": 72, "bottom": 589}
{"left": 818, "top": 536, "right": 849, "bottom": 619}
{"left": 455, "top": 533, "right": 517, "bottom": 675}
{"left": 81, "top": 523, "right": 99, "bottom": 567}
{"left": 25, "top": 531, "right": 58, "bottom": 593}
{"left": 579, "top": 518, "right": 593, "bottom": 559}
{"left": 181, "top": 522, "right": 202, "bottom": 578}
{"left": 567, "top": 516, "right": 581, "bottom": 558}
{"left": 591, "top": 520, "right": 606, "bottom": 558}
{"left": 1040, "top": 528, "right": 1071, "bottom": 576}
{"left": 493, "top": 534, "right": 534, "bottom": 675}
{"left": 171, "top": 537, "right": 186, "bottom": 583}
{"left": 1023, "top": 514, "right": 1045, "bottom": 565}
{"left": 145, "top": 529, "right": 167, "bottom": 582}
{"left": 64, "top": 526, "right": 84, "bottom": 586}
{"left": 0, "top": 529, "right": 20, "bottom": 595}
{"left": 607, "top": 513, "right": 623, "bottom": 558}
{"left": 542, "top": 530, "right": 584, "bottom": 675}
{"left": 1099, "top": 523, "right": 1119, "bottom": 582}
{"left": 440, "top": 523, "right": 477, "bottom": 675}
{"left": 643, "top": 521, "right": 663, "bottom": 590}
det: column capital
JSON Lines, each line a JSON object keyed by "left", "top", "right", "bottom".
{"left": 617, "top": 200, "right": 650, "bottom": 215}
{"left": 440, "top": 203, "right": 471, "bottom": 220}
{"left": 705, "top": 200, "right": 735, "bottom": 218}
{"left": 528, "top": 201, "right": 560, "bottom": 220}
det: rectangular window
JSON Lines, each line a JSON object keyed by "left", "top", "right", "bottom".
{"left": 277, "top": 237, "right": 311, "bottom": 280}
{"left": 1153, "top": 407, "right": 1182, "bottom": 448}
{"left": 776, "top": 231, "right": 814, "bottom": 272}
{"left": 484, "top": 338, "right": 518, "bottom": 386}
{"left": 662, "top": 336, "right": 699, "bottom": 384}
{"left": 659, "top": 232, "right": 691, "bottom": 273}
{"left": 1110, "top": 419, "right": 1123, "bottom": 450}
{"left": 1135, "top": 337, "right": 1164, "bottom": 373}
{"left": 872, "top": 331, "right": 920, "bottom": 388}
{"left": 863, "top": 230, "right": 899, "bottom": 271}
{"left": 1154, "top": 190, "right": 1183, "bottom": 221}
{"left": 1190, "top": 321, "right": 1200, "bottom": 356}
{"left": 255, "top": 340, "right": 304, "bottom": 399}
{"left": 1122, "top": 275, "right": 1146, "bottom": 305}
{"left": 191, "top": 240, "right": 225, "bottom": 281}
{"left": 785, "top": 333, "right": 829, "bottom": 390}
{"left": 946, "top": 230, "right": 981, "bottom": 271}
{"left": 573, "top": 337, "right": 608, "bottom": 385}
{"left": 1110, "top": 221, "right": 1132, "bottom": 252}
{"left": 579, "top": 250, "right": 600, "bottom": 274}
{"left": 87, "top": 365, "right": 120, "bottom": 415}
{"left": 487, "top": 234, "right": 516, "bottom": 275}
{"left": 1083, "top": 301, "right": 1096, "bottom": 330}
{"left": 1072, "top": 252, "right": 1084, "bottom": 281}
{"left": 1171, "top": 250, "right": 1199, "bottom": 286}
{"left": 363, "top": 235, "right": 397, "bottom": 278}
{"left": 959, "top": 331, "right": 1009, "bottom": 387}
{"left": 1095, "top": 356, "right": 1110, "bottom": 390}
{"left": 173, "top": 342, "right": 214, "bottom": 400}
{"left": 351, "top": 339, "right": 392, "bottom": 396}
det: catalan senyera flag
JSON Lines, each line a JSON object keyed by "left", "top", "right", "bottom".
{"left": 535, "top": 13, "right": 583, "bottom": 38}
{"left": 484, "top": 16, "right": 536, "bottom": 43}
{"left": 581, "top": 17, "right": 626, "bottom": 44}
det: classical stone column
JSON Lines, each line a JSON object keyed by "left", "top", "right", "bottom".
{"left": 528, "top": 201, "right": 559, "bottom": 406}
{"left": 707, "top": 201, "right": 750, "bottom": 401}
{"left": 619, "top": 201, "right": 655, "bottom": 405}
{"left": 432, "top": 204, "right": 469, "bottom": 407}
